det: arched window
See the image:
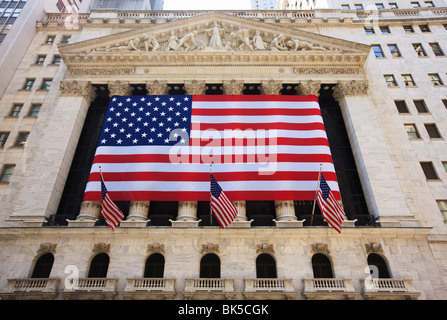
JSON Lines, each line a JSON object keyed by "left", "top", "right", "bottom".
{"left": 312, "top": 253, "right": 334, "bottom": 278}
{"left": 144, "top": 253, "right": 165, "bottom": 278}
{"left": 256, "top": 253, "right": 277, "bottom": 278}
{"left": 367, "top": 253, "right": 391, "bottom": 278}
{"left": 200, "top": 253, "right": 220, "bottom": 278}
{"left": 88, "top": 253, "right": 109, "bottom": 278}
{"left": 31, "top": 253, "right": 54, "bottom": 278}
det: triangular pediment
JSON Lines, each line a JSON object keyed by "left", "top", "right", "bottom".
{"left": 59, "top": 12, "right": 370, "bottom": 75}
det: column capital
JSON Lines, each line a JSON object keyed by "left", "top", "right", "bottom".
{"left": 108, "top": 80, "right": 133, "bottom": 97}
{"left": 59, "top": 80, "right": 97, "bottom": 103}
{"left": 296, "top": 80, "right": 321, "bottom": 96}
{"left": 222, "top": 80, "right": 244, "bottom": 95}
{"left": 260, "top": 79, "right": 282, "bottom": 95}
{"left": 333, "top": 80, "right": 369, "bottom": 102}
{"left": 146, "top": 80, "right": 169, "bottom": 95}
{"left": 184, "top": 80, "right": 207, "bottom": 95}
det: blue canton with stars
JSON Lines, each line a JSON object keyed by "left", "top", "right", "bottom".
{"left": 99, "top": 95, "right": 193, "bottom": 147}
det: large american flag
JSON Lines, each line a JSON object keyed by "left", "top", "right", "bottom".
{"left": 83, "top": 95, "right": 341, "bottom": 202}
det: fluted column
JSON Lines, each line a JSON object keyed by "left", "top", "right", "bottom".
{"left": 171, "top": 80, "right": 207, "bottom": 227}
{"left": 121, "top": 201, "right": 150, "bottom": 227}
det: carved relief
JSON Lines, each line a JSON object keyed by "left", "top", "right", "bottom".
{"left": 222, "top": 80, "right": 244, "bottom": 95}
{"left": 311, "top": 243, "right": 330, "bottom": 255}
{"left": 93, "top": 243, "right": 110, "bottom": 254}
{"left": 37, "top": 243, "right": 57, "bottom": 255}
{"left": 260, "top": 80, "right": 282, "bottom": 95}
{"left": 365, "top": 242, "right": 383, "bottom": 254}
{"left": 59, "top": 80, "right": 97, "bottom": 103}
{"left": 147, "top": 243, "right": 165, "bottom": 255}
{"left": 146, "top": 80, "right": 169, "bottom": 95}
{"left": 184, "top": 80, "right": 207, "bottom": 95}
{"left": 256, "top": 243, "right": 274, "bottom": 255}
{"left": 201, "top": 243, "right": 219, "bottom": 255}
{"left": 108, "top": 80, "right": 133, "bottom": 97}
{"left": 333, "top": 80, "right": 369, "bottom": 102}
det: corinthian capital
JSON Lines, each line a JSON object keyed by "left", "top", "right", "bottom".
{"left": 184, "top": 80, "right": 207, "bottom": 95}
{"left": 108, "top": 80, "right": 133, "bottom": 97}
{"left": 222, "top": 80, "right": 244, "bottom": 95}
{"left": 59, "top": 80, "right": 97, "bottom": 103}
{"left": 333, "top": 80, "right": 369, "bottom": 102}
{"left": 297, "top": 80, "right": 321, "bottom": 96}
{"left": 146, "top": 80, "right": 169, "bottom": 95}
{"left": 260, "top": 79, "right": 282, "bottom": 95}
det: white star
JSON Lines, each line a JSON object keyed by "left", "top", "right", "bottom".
{"left": 182, "top": 117, "right": 187, "bottom": 121}
{"left": 141, "top": 133, "right": 147, "bottom": 138}
{"left": 148, "top": 138, "right": 154, "bottom": 143}
{"left": 113, "top": 122, "right": 118, "bottom": 127}
{"left": 110, "top": 133, "right": 116, "bottom": 138}
{"left": 157, "top": 133, "right": 163, "bottom": 138}
{"left": 139, "top": 107, "right": 144, "bottom": 112}
{"left": 107, "top": 117, "right": 112, "bottom": 122}
{"left": 126, "top": 133, "right": 132, "bottom": 138}
{"left": 155, "top": 97, "right": 160, "bottom": 101}
{"left": 159, "top": 122, "right": 164, "bottom": 127}
{"left": 126, "top": 98, "right": 131, "bottom": 102}
{"left": 141, "top": 97, "right": 146, "bottom": 102}
{"left": 101, "top": 139, "right": 107, "bottom": 144}
{"left": 169, "top": 97, "right": 175, "bottom": 101}
{"left": 117, "top": 139, "right": 123, "bottom": 144}
{"left": 137, "top": 117, "right": 142, "bottom": 122}
{"left": 130, "top": 112, "right": 136, "bottom": 117}
{"left": 181, "top": 128, "right": 187, "bottom": 132}
{"left": 132, "top": 103, "right": 137, "bottom": 107}
{"left": 167, "top": 117, "right": 172, "bottom": 122}
{"left": 128, "top": 122, "right": 134, "bottom": 127}
{"left": 112, "top": 97, "right": 117, "bottom": 102}
{"left": 183, "top": 107, "right": 189, "bottom": 111}
{"left": 180, "top": 138, "right": 186, "bottom": 144}
{"left": 152, "top": 117, "right": 157, "bottom": 122}
{"left": 164, "top": 138, "right": 169, "bottom": 144}
{"left": 147, "top": 102, "right": 152, "bottom": 106}
{"left": 176, "top": 102, "right": 181, "bottom": 106}
{"left": 116, "top": 112, "right": 121, "bottom": 117}
{"left": 124, "top": 108, "right": 129, "bottom": 112}
{"left": 150, "top": 127, "right": 156, "bottom": 132}
{"left": 161, "top": 102, "right": 167, "bottom": 106}
{"left": 118, "top": 102, "right": 123, "bottom": 107}
{"left": 104, "top": 128, "right": 110, "bottom": 133}
{"left": 143, "top": 122, "right": 149, "bottom": 127}
{"left": 166, "top": 127, "right": 172, "bottom": 132}
{"left": 160, "top": 112, "right": 166, "bottom": 116}
{"left": 154, "top": 107, "right": 159, "bottom": 111}
{"left": 175, "top": 112, "right": 181, "bottom": 116}
{"left": 122, "top": 117, "right": 127, "bottom": 122}
{"left": 132, "top": 139, "right": 138, "bottom": 144}
{"left": 119, "top": 128, "right": 126, "bottom": 133}
{"left": 184, "top": 97, "right": 189, "bottom": 101}
{"left": 168, "top": 107, "right": 174, "bottom": 111}
{"left": 174, "top": 122, "right": 179, "bottom": 127}
{"left": 135, "top": 128, "right": 141, "bottom": 132}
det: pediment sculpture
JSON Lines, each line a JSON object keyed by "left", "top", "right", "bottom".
{"left": 90, "top": 23, "right": 334, "bottom": 53}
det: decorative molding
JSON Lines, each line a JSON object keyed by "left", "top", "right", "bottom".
{"left": 256, "top": 243, "right": 274, "bottom": 255}
{"left": 147, "top": 243, "right": 165, "bottom": 255}
{"left": 93, "top": 243, "right": 110, "bottom": 254}
{"left": 333, "top": 80, "right": 369, "bottom": 102}
{"left": 37, "top": 243, "right": 57, "bottom": 255}
{"left": 365, "top": 242, "right": 383, "bottom": 254}
{"left": 201, "top": 243, "right": 220, "bottom": 255}
{"left": 311, "top": 243, "right": 330, "bottom": 255}
{"left": 293, "top": 67, "right": 361, "bottom": 75}
{"left": 59, "top": 80, "right": 97, "bottom": 103}
{"left": 68, "top": 67, "right": 135, "bottom": 75}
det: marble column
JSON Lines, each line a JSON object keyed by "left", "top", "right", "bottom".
{"left": 171, "top": 80, "right": 207, "bottom": 227}
{"left": 333, "top": 80, "right": 419, "bottom": 228}
{"left": 121, "top": 201, "right": 150, "bottom": 227}
{"left": 221, "top": 80, "right": 251, "bottom": 227}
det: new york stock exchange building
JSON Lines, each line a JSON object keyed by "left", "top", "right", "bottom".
{"left": 1, "top": 1, "right": 447, "bottom": 303}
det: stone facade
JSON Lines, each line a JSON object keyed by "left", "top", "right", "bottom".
{"left": 0, "top": 5, "right": 447, "bottom": 300}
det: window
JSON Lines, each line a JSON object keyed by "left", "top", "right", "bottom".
{"left": 367, "top": 254, "right": 391, "bottom": 278}
{"left": 31, "top": 253, "right": 54, "bottom": 278}
{"left": 380, "top": 26, "right": 391, "bottom": 34}
{"left": 376, "top": 3, "right": 384, "bottom": 9}
{"left": 425, "top": 1, "right": 434, "bottom": 7}
{"left": 23, "top": 78, "right": 35, "bottom": 90}
{"left": 402, "top": 74, "right": 416, "bottom": 87}
{"left": 384, "top": 74, "right": 398, "bottom": 87}
{"left": 395, "top": 100, "right": 409, "bottom": 113}
{"left": 256, "top": 254, "right": 277, "bottom": 278}
{"left": 414, "top": 100, "right": 429, "bottom": 113}
{"left": 420, "top": 24, "right": 431, "bottom": 32}
{"left": 28, "top": 104, "right": 41, "bottom": 117}
{"left": 429, "top": 43, "right": 444, "bottom": 56}
{"left": 389, "top": 3, "right": 398, "bottom": 8}
{"left": 364, "top": 26, "right": 375, "bottom": 35}
{"left": 429, "top": 74, "right": 444, "bottom": 86}
{"left": 14, "top": 132, "right": 29, "bottom": 147}
{"left": 341, "top": 4, "right": 350, "bottom": 9}
{"left": 0, "top": 165, "right": 15, "bottom": 183}
{"left": 312, "top": 254, "right": 334, "bottom": 278}
{"left": 88, "top": 253, "right": 109, "bottom": 278}
{"left": 0, "top": 132, "right": 9, "bottom": 147}
{"left": 388, "top": 44, "right": 401, "bottom": 57}
{"left": 9, "top": 104, "right": 22, "bottom": 116}
{"left": 405, "top": 124, "right": 420, "bottom": 139}
{"left": 35, "top": 55, "right": 46, "bottom": 65}
{"left": 200, "top": 253, "right": 220, "bottom": 278}
{"left": 443, "top": 99, "right": 447, "bottom": 109}
{"left": 420, "top": 162, "right": 438, "bottom": 179}
{"left": 40, "top": 79, "right": 52, "bottom": 90}
{"left": 411, "top": 1, "right": 421, "bottom": 8}
{"left": 144, "top": 253, "right": 164, "bottom": 278}
{"left": 355, "top": 4, "right": 364, "bottom": 10}
{"left": 403, "top": 25, "right": 414, "bottom": 33}
{"left": 60, "top": 35, "right": 71, "bottom": 44}
{"left": 424, "top": 123, "right": 442, "bottom": 138}
{"left": 443, "top": 162, "right": 447, "bottom": 173}
{"left": 372, "top": 45, "right": 385, "bottom": 57}
{"left": 45, "top": 35, "right": 55, "bottom": 44}
{"left": 52, "top": 55, "right": 62, "bottom": 64}
{"left": 437, "top": 200, "right": 447, "bottom": 221}
{"left": 413, "top": 43, "right": 427, "bottom": 57}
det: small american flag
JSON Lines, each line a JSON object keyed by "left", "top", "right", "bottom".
{"left": 210, "top": 174, "right": 238, "bottom": 228}
{"left": 100, "top": 174, "right": 124, "bottom": 230}
{"left": 317, "top": 173, "right": 346, "bottom": 233}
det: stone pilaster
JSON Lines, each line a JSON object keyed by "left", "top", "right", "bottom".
{"left": 120, "top": 201, "right": 150, "bottom": 227}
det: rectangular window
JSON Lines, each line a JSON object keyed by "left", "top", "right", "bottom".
{"left": 380, "top": 26, "right": 391, "bottom": 34}
{"left": 0, "top": 165, "right": 15, "bottom": 183}
{"left": 395, "top": 100, "right": 409, "bottom": 113}
{"left": 355, "top": 4, "right": 364, "bottom": 9}
{"left": 403, "top": 25, "right": 414, "bottom": 33}
{"left": 9, "top": 104, "right": 22, "bottom": 117}
{"left": 365, "top": 27, "right": 375, "bottom": 34}
{"left": 40, "top": 79, "right": 52, "bottom": 90}
{"left": 376, "top": 3, "right": 384, "bottom": 9}
{"left": 420, "top": 24, "right": 431, "bottom": 32}
{"left": 437, "top": 200, "right": 447, "bottom": 221}
{"left": 442, "top": 99, "right": 447, "bottom": 109}
{"left": 411, "top": 2, "right": 421, "bottom": 8}
{"left": 429, "top": 74, "right": 444, "bottom": 86}
{"left": 413, "top": 43, "right": 427, "bottom": 57}
{"left": 414, "top": 100, "right": 429, "bottom": 113}
{"left": 402, "top": 74, "right": 416, "bottom": 87}
{"left": 372, "top": 45, "right": 385, "bottom": 57}
{"left": 384, "top": 74, "right": 398, "bottom": 87}
{"left": 60, "top": 35, "right": 71, "bottom": 44}
{"left": 389, "top": 3, "right": 398, "bottom": 8}
{"left": 0, "top": 132, "right": 9, "bottom": 147}
{"left": 52, "top": 55, "right": 61, "bottom": 64}
{"left": 425, "top": 123, "right": 442, "bottom": 138}
{"left": 35, "top": 55, "right": 46, "bottom": 65}
{"left": 388, "top": 44, "right": 401, "bottom": 57}
{"left": 28, "top": 104, "right": 41, "bottom": 117}
{"left": 425, "top": 1, "right": 434, "bottom": 7}
{"left": 405, "top": 124, "right": 420, "bottom": 139}
{"left": 45, "top": 35, "right": 55, "bottom": 44}
{"left": 429, "top": 43, "right": 444, "bottom": 56}
{"left": 341, "top": 4, "right": 350, "bottom": 9}
{"left": 23, "top": 78, "right": 35, "bottom": 90}
{"left": 14, "top": 132, "right": 29, "bottom": 147}
{"left": 420, "top": 162, "right": 438, "bottom": 179}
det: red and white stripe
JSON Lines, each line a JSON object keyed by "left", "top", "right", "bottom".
{"left": 101, "top": 193, "right": 124, "bottom": 230}
{"left": 211, "top": 191, "right": 238, "bottom": 228}
{"left": 317, "top": 190, "right": 345, "bottom": 233}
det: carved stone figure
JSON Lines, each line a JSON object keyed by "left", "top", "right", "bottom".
{"left": 287, "top": 39, "right": 327, "bottom": 51}
{"left": 142, "top": 34, "right": 159, "bottom": 51}
{"left": 175, "top": 30, "right": 198, "bottom": 51}
{"left": 205, "top": 22, "right": 224, "bottom": 49}
{"left": 270, "top": 34, "right": 287, "bottom": 51}
{"left": 230, "top": 28, "right": 253, "bottom": 51}
{"left": 252, "top": 31, "right": 266, "bottom": 51}
{"left": 165, "top": 31, "right": 178, "bottom": 51}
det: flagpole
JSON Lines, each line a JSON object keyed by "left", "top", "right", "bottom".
{"left": 310, "top": 163, "right": 323, "bottom": 226}
{"left": 210, "top": 164, "right": 212, "bottom": 226}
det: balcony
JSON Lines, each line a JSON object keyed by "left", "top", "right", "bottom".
{"left": 0, "top": 278, "right": 60, "bottom": 300}
{"left": 62, "top": 278, "right": 117, "bottom": 300}
{"left": 123, "top": 278, "right": 176, "bottom": 300}
{"left": 243, "top": 279, "right": 295, "bottom": 300}
{"left": 183, "top": 278, "right": 236, "bottom": 300}
{"left": 361, "top": 278, "right": 420, "bottom": 300}
{"left": 303, "top": 278, "right": 357, "bottom": 300}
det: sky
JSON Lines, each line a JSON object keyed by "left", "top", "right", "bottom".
{"left": 163, "top": 0, "right": 252, "bottom": 11}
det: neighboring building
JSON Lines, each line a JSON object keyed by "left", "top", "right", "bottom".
{"left": 0, "top": 0, "right": 447, "bottom": 300}
{"left": 252, "top": 0, "right": 277, "bottom": 10}
{"left": 91, "top": 0, "right": 164, "bottom": 10}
